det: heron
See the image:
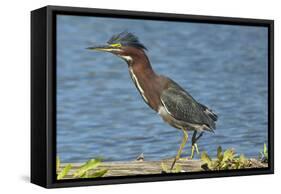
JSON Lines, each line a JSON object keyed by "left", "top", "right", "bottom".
{"left": 87, "top": 32, "right": 218, "bottom": 170}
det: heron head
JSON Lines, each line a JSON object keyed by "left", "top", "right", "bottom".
{"left": 87, "top": 32, "right": 147, "bottom": 63}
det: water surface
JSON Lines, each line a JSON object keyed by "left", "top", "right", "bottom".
{"left": 57, "top": 15, "right": 268, "bottom": 163}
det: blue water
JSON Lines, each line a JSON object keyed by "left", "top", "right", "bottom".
{"left": 57, "top": 15, "right": 268, "bottom": 163}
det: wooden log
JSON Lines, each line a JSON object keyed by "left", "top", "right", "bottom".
{"left": 58, "top": 158, "right": 267, "bottom": 179}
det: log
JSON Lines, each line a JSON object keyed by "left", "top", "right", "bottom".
{"left": 58, "top": 158, "right": 267, "bottom": 179}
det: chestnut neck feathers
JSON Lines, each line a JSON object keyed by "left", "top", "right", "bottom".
{"left": 122, "top": 48, "right": 166, "bottom": 111}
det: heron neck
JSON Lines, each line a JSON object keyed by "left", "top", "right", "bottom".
{"left": 126, "top": 51, "right": 161, "bottom": 111}
{"left": 127, "top": 52, "right": 156, "bottom": 77}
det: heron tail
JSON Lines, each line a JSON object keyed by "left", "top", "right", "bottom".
{"left": 199, "top": 103, "right": 218, "bottom": 121}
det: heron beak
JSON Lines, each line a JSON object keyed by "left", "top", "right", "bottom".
{"left": 86, "top": 45, "right": 114, "bottom": 52}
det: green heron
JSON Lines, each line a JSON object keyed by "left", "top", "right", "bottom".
{"left": 87, "top": 32, "right": 218, "bottom": 170}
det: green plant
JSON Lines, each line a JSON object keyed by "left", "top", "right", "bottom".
{"left": 56, "top": 157, "right": 108, "bottom": 180}
{"left": 161, "top": 162, "right": 182, "bottom": 173}
{"left": 57, "top": 164, "right": 72, "bottom": 180}
{"left": 201, "top": 146, "right": 251, "bottom": 170}
{"left": 73, "top": 158, "right": 108, "bottom": 178}
{"left": 258, "top": 143, "right": 268, "bottom": 163}
{"left": 57, "top": 157, "right": 72, "bottom": 180}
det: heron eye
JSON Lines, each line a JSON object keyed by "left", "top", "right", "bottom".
{"left": 110, "top": 43, "right": 122, "bottom": 48}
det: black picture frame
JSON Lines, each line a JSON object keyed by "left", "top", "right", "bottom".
{"left": 31, "top": 5, "right": 274, "bottom": 188}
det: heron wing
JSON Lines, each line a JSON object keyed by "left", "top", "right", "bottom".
{"left": 160, "top": 79, "right": 216, "bottom": 130}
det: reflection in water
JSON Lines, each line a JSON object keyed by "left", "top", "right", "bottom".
{"left": 57, "top": 15, "right": 268, "bottom": 163}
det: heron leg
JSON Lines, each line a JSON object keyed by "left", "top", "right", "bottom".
{"left": 170, "top": 129, "right": 188, "bottom": 170}
{"left": 190, "top": 131, "right": 204, "bottom": 159}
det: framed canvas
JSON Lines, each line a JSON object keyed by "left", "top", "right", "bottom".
{"left": 31, "top": 5, "right": 274, "bottom": 188}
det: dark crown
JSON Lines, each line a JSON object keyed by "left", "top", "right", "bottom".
{"left": 107, "top": 32, "right": 147, "bottom": 50}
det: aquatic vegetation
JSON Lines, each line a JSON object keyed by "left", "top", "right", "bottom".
{"left": 57, "top": 157, "right": 72, "bottom": 180}
{"left": 258, "top": 143, "right": 268, "bottom": 163}
{"left": 161, "top": 162, "right": 182, "bottom": 173}
{"left": 201, "top": 146, "right": 251, "bottom": 170}
{"left": 73, "top": 158, "right": 108, "bottom": 178}
{"left": 57, "top": 163, "right": 72, "bottom": 180}
{"left": 56, "top": 157, "right": 108, "bottom": 180}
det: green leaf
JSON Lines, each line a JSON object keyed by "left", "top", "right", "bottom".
{"left": 263, "top": 143, "right": 267, "bottom": 154}
{"left": 174, "top": 164, "right": 182, "bottom": 173}
{"left": 223, "top": 149, "right": 234, "bottom": 161}
{"left": 221, "top": 162, "right": 228, "bottom": 170}
{"left": 264, "top": 152, "right": 268, "bottom": 160}
{"left": 237, "top": 155, "right": 247, "bottom": 169}
{"left": 73, "top": 159, "right": 101, "bottom": 178}
{"left": 57, "top": 164, "right": 72, "bottom": 180}
{"left": 201, "top": 152, "right": 212, "bottom": 165}
{"left": 217, "top": 146, "right": 223, "bottom": 161}
{"left": 259, "top": 143, "right": 268, "bottom": 163}
{"left": 83, "top": 169, "right": 108, "bottom": 178}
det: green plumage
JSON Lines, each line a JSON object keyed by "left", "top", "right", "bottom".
{"left": 161, "top": 78, "right": 217, "bottom": 131}
{"left": 107, "top": 31, "right": 147, "bottom": 50}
